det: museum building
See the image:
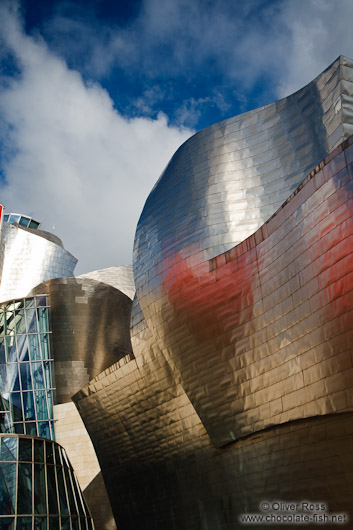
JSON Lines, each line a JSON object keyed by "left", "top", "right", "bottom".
{"left": 2, "top": 56, "right": 353, "bottom": 529}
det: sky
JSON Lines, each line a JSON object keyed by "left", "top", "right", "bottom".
{"left": 0, "top": 0, "right": 353, "bottom": 274}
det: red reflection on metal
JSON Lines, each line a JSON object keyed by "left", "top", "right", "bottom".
{"left": 163, "top": 248, "right": 254, "bottom": 342}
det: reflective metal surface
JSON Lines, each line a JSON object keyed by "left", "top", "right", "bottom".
{"left": 0, "top": 433, "right": 94, "bottom": 529}
{"left": 0, "top": 222, "right": 77, "bottom": 303}
{"left": 74, "top": 58, "right": 353, "bottom": 529}
{"left": 133, "top": 55, "right": 353, "bottom": 448}
{"left": 78, "top": 266, "right": 135, "bottom": 300}
{"left": 30, "top": 277, "right": 133, "bottom": 404}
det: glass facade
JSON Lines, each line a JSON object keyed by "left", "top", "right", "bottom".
{"left": 3, "top": 214, "right": 40, "bottom": 230}
{"left": 0, "top": 434, "right": 94, "bottom": 529}
{"left": 0, "top": 297, "right": 55, "bottom": 440}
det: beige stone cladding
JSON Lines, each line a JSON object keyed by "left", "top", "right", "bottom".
{"left": 54, "top": 402, "right": 117, "bottom": 530}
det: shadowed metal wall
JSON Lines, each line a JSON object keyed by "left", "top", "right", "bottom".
{"left": 75, "top": 126, "right": 353, "bottom": 525}
{"left": 30, "top": 277, "right": 133, "bottom": 404}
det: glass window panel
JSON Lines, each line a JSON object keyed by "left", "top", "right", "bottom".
{"left": 0, "top": 340, "right": 5, "bottom": 363}
{"left": 39, "top": 335, "right": 50, "bottom": 361}
{"left": 14, "top": 424, "right": 24, "bottom": 435}
{"left": 17, "top": 336, "right": 29, "bottom": 363}
{"left": 29, "top": 220, "right": 40, "bottom": 230}
{"left": 49, "top": 423, "right": 55, "bottom": 441}
{"left": 64, "top": 467, "right": 77, "bottom": 516}
{"left": 37, "top": 309, "right": 48, "bottom": 333}
{"left": 46, "top": 391, "right": 53, "bottom": 416}
{"left": 38, "top": 422, "right": 50, "bottom": 440}
{"left": 19, "top": 216, "right": 30, "bottom": 227}
{"left": 34, "top": 440, "right": 44, "bottom": 463}
{"left": 0, "top": 463, "right": 16, "bottom": 514}
{"left": 42, "top": 362, "right": 52, "bottom": 389}
{"left": 25, "top": 299, "right": 36, "bottom": 309}
{"left": 80, "top": 517, "right": 89, "bottom": 530}
{"left": 15, "top": 310, "right": 26, "bottom": 334}
{"left": 71, "top": 517, "right": 80, "bottom": 530}
{"left": 48, "top": 516, "right": 59, "bottom": 530}
{"left": 61, "top": 517, "right": 71, "bottom": 530}
{"left": 70, "top": 471, "right": 84, "bottom": 516}
{"left": 6, "top": 365, "right": 20, "bottom": 392}
{"left": 47, "top": 465, "right": 58, "bottom": 514}
{"left": 32, "top": 363, "right": 45, "bottom": 390}
{"left": 3, "top": 214, "right": 9, "bottom": 222}
{"left": 23, "top": 391, "right": 36, "bottom": 421}
{"left": 26, "top": 309, "right": 37, "bottom": 334}
{"left": 25, "top": 422, "right": 37, "bottom": 437}
{"left": 16, "top": 517, "right": 32, "bottom": 529}
{"left": 28, "top": 335, "right": 41, "bottom": 361}
{"left": 19, "top": 438, "right": 32, "bottom": 462}
{"left": 86, "top": 517, "right": 94, "bottom": 530}
{"left": 20, "top": 363, "right": 32, "bottom": 391}
{"left": 56, "top": 465, "right": 68, "bottom": 516}
{"left": 5, "top": 337, "right": 16, "bottom": 363}
{"left": 34, "top": 463, "right": 46, "bottom": 515}
{"left": 8, "top": 215, "right": 20, "bottom": 224}
{"left": 0, "top": 413, "right": 9, "bottom": 433}
{"left": 45, "top": 442, "right": 54, "bottom": 465}
{"left": 9, "top": 393, "right": 22, "bottom": 421}
{"left": 54, "top": 446, "right": 61, "bottom": 467}
{"left": 0, "top": 438, "right": 17, "bottom": 461}
{"left": 34, "top": 516, "right": 47, "bottom": 530}
{"left": 35, "top": 391, "right": 48, "bottom": 421}
{"left": 17, "top": 462, "right": 32, "bottom": 514}
{"left": 0, "top": 517, "right": 15, "bottom": 529}
{"left": 36, "top": 297, "right": 48, "bottom": 308}
{"left": 0, "top": 365, "right": 7, "bottom": 393}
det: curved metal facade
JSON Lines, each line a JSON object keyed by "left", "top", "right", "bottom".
{"left": 74, "top": 57, "right": 353, "bottom": 529}
{"left": 30, "top": 277, "right": 133, "bottom": 404}
{"left": 0, "top": 222, "right": 77, "bottom": 303}
{"left": 75, "top": 131, "right": 353, "bottom": 530}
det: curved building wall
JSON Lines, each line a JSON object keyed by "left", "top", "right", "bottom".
{"left": 0, "top": 223, "right": 77, "bottom": 303}
{"left": 0, "top": 295, "right": 55, "bottom": 440}
{"left": 78, "top": 266, "right": 135, "bottom": 300}
{"left": 30, "top": 277, "right": 133, "bottom": 404}
{"left": 74, "top": 132, "right": 353, "bottom": 527}
{"left": 0, "top": 434, "right": 94, "bottom": 529}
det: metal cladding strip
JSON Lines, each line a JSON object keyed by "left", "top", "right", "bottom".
{"left": 30, "top": 277, "right": 133, "bottom": 404}
{"left": 0, "top": 222, "right": 77, "bottom": 303}
{"left": 133, "top": 56, "right": 353, "bottom": 448}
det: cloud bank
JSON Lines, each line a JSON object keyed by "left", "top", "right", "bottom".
{"left": 0, "top": 2, "right": 193, "bottom": 273}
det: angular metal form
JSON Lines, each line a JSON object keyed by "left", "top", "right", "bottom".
{"left": 74, "top": 57, "right": 353, "bottom": 529}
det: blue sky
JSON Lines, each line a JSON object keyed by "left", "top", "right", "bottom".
{"left": 1, "top": 0, "right": 353, "bottom": 273}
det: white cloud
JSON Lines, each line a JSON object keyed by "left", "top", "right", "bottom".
{"left": 0, "top": 2, "right": 193, "bottom": 274}
{"left": 274, "top": 0, "right": 353, "bottom": 97}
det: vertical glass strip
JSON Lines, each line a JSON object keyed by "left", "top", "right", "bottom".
{"left": 17, "top": 462, "right": 33, "bottom": 514}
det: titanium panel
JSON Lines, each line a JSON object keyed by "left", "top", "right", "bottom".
{"left": 78, "top": 266, "right": 135, "bottom": 300}
{"left": 30, "top": 277, "right": 133, "bottom": 403}
{"left": 0, "top": 222, "right": 77, "bottom": 303}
